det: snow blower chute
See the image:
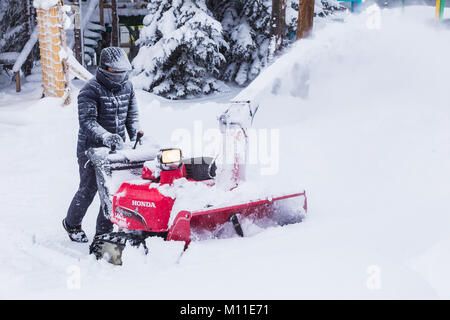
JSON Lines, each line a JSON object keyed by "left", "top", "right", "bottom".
{"left": 88, "top": 101, "right": 307, "bottom": 265}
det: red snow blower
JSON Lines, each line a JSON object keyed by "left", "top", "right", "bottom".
{"left": 88, "top": 101, "right": 307, "bottom": 265}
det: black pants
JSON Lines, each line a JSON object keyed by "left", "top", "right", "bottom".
{"left": 65, "top": 155, "right": 113, "bottom": 236}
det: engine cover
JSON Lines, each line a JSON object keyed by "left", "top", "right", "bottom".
{"left": 112, "top": 182, "right": 175, "bottom": 232}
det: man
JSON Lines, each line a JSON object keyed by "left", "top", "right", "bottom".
{"left": 63, "top": 47, "right": 141, "bottom": 243}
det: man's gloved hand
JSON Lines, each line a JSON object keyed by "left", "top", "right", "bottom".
{"left": 103, "top": 133, "right": 124, "bottom": 149}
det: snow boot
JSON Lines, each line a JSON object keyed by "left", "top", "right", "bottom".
{"left": 62, "top": 219, "right": 89, "bottom": 243}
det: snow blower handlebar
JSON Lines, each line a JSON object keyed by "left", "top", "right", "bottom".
{"left": 108, "top": 130, "right": 144, "bottom": 154}
{"left": 87, "top": 144, "right": 159, "bottom": 226}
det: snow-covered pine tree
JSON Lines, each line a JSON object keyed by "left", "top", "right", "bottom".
{"left": 216, "top": 0, "right": 344, "bottom": 86}
{"left": 132, "top": 0, "right": 229, "bottom": 99}
{"left": 0, "top": 0, "right": 28, "bottom": 86}
{"left": 316, "top": 0, "right": 346, "bottom": 17}
{"left": 133, "top": 0, "right": 344, "bottom": 97}
{"left": 212, "top": 0, "right": 272, "bottom": 86}
{"left": 211, "top": 0, "right": 302, "bottom": 87}
{"left": 0, "top": 0, "right": 38, "bottom": 82}
{"left": 0, "top": 1, "right": 27, "bottom": 54}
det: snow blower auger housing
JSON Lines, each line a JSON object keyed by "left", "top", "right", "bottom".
{"left": 88, "top": 102, "right": 307, "bottom": 265}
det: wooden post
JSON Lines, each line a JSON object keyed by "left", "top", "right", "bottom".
{"left": 23, "top": 0, "right": 34, "bottom": 76}
{"left": 99, "top": 0, "right": 107, "bottom": 52}
{"left": 73, "top": 0, "right": 83, "bottom": 64}
{"left": 35, "top": 1, "right": 70, "bottom": 104}
{"left": 296, "top": 0, "right": 315, "bottom": 40}
{"left": 112, "top": 0, "right": 119, "bottom": 47}
{"left": 271, "top": 0, "right": 287, "bottom": 53}
{"left": 15, "top": 72, "right": 21, "bottom": 92}
{"left": 99, "top": 0, "right": 104, "bottom": 27}
{"left": 25, "top": 0, "right": 32, "bottom": 39}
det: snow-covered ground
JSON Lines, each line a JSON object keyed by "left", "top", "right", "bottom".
{"left": 1, "top": 6, "right": 450, "bottom": 299}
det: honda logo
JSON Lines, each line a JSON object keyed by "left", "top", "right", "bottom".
{"left": 132, "top": 200, "right": 156, "bottom": 208}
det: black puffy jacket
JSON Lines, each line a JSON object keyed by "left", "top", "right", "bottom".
{"left": 76, "top": 69, "right": 140, "bottom": 156}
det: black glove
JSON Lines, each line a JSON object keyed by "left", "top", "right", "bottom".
{"left": 103, "top": 133, "right": 124, "bottom": 149}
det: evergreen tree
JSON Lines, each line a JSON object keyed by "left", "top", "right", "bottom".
{"left": 208, "top": 0, "right": 344, "bottom": 87}
{"left": 0, "top": 0, "right": 28, "bottom": 54}
{"left": 134, "top": 0, "right": 344, "bottom": 98}
{"left": 0, "top": 0, "right": 27, "bottom": 86}
{"left": 213, "top": 0, "right": 272, "bottom": 86}
{"left": 0, "top": 0, "right": 38, "bottom": 83}
{"left": 132, "top": 0, "right": 229, "bottom": 99}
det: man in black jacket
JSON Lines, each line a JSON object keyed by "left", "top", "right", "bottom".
{"left": 63, "top": 47, "right": 141, "bottom": 243}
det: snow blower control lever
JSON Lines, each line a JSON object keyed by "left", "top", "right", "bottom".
{"left": 109, "top": 144, "right": 116, "bottom": 154}
{"left": 108, "top": 131, "right": 144, "bottom": 154}
{"left": 133, "top": 131, "right": 144, "bottom": 149}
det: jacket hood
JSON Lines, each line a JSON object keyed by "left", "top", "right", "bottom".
{"left": 99, "top": 47, "right": 132, "bottom": 72}
{"left": 96, "top": 68, "right": 129, "bottom": 92}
